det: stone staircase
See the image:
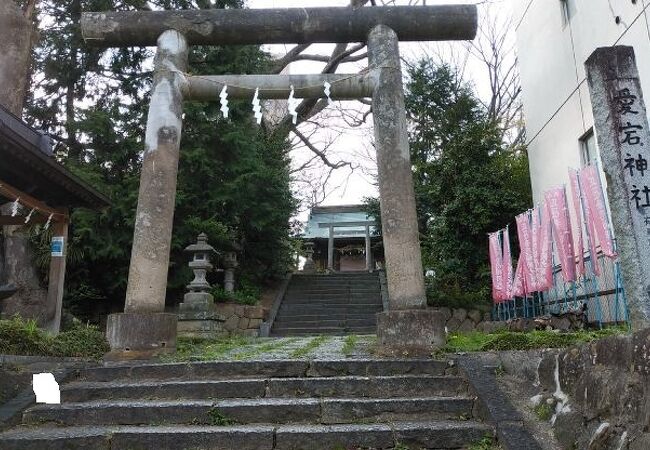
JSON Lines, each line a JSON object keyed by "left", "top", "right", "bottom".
{"left": 0, "top": 358, "right": 493, "bottom": 449}
{"left": 271, "top": 272, "right": 384, "bottom": 336}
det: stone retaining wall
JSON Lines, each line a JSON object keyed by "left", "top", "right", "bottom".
{"left": 530, "top": 329, "right": 650, "bottom": 450}
{"left": 213, "top": 304, "right": 267, "bottom": 337}
{"left": 434, "top": 308, "right": 493, "bottom": 333}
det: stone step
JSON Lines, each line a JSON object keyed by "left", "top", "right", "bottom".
{"left": 0, "top": 421, "right": 492, "bottom": 450}
{"left": 284, "top": 289, "right": 380, "bottom": 296}
{"left": 24, "top": 396, "right": 474, "bottom": 426}
{"left": 270, "top": 326, "right": 377, "bottom": 336}
{"left": 273, "top": 318, "right": 376, "bottom": 328}
{"left": 60, "top": 374, "right": 462, "bottom": 402}
{"left": 277, "top": 305, "right": 383, "bottom": 315}
{"left": 281, "top": 297, "right": 382, "bottom": 305}
{"left": 78, "top": 359, "right": 449, "bottom": 382}
{"left": 273, "top": 313, "right": 379, "bottom": 321}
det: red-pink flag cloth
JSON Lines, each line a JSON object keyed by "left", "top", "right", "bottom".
{"left": 502, "top": 229, "right": 513, "bottom": 300}
{"left": 577, "top": 168, "right": 601, "bottom": 276}
{"left": 545, "top": 186, "right": 577, "bottom": 282}
{"left": 516, "top": 211, "right": 536, "bottom": 291}
{"left": 511, "top": 256, "right": 527, "bottom": 297}
{"left": 581, "top": 165, "right": 617, "bottom": 259}
{"left": 536, "top": 205, "right": 554, "bottom": 291}
{"left": 489, "top": 232, "right": 504, "bottom": 303}
{"left": 568, "top": 169, "right": 586, "bottom": 277}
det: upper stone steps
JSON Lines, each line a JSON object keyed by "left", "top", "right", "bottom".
{"left": 271, "top": 272, "right": 383, "bottom": 336}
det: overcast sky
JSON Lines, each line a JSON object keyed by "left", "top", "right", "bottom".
{"left": 246, "top": 0, "right": 515, "bottom": 212}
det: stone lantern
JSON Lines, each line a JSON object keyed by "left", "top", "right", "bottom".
{"left": 222, "top": 250, "right": 238, "bottom": 293}
{"left": 179, "top": 233, "right": 216, "bottom": 310}
{"left": 302, "top": 241, "right": 316, "bottom": 273}
{"left": 177, "top": 233, "right": 224, "bottom": 338}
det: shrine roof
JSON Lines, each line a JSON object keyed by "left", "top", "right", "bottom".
{"left": 303, "top": 204, "right": 378, "bottom": 239}
{"left": 0, "top": 105, "right": 110, "bottom": 210}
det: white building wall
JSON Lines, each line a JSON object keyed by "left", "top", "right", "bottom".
{"left": 514, "top": 0, "right": 650, "bottom": 204}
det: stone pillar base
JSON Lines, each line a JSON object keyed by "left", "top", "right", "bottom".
{"left": 376, "top": 309, "right": 446, "bottom": 357}
{"left": 105, "top": 312, "right": 177, "bottom": 360}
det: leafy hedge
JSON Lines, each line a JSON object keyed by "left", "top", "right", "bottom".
{"left": 0, "top": 316, "right": 109, "bottom": 359}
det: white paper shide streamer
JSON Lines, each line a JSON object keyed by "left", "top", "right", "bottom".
{"left": 288, "top": 85, "right": 299, "bottom": 125}
{"left": 219, "top": 85, "right": 229, "bottom": 118}
{"left": 44, "top": 213, "right": 53, "bottom": 231}
{"left": 323, "top": 81, "right": 332, "bottom": 104}
{"left": 252, "top": 87, "right": 263, "bottom": 124}
{"left": 11, "top": 198, "right": 20, "bottom": 217}
{"left": 24, "top": 208, "right": 35, "bottom": 224}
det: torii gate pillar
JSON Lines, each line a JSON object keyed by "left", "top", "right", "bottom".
{"left": 368, "top": 25, "right": 445, "bottom": 356}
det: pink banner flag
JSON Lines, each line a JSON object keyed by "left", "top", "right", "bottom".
{"left": 502, "top": 229, "right": 513, "bottom": 299}
{"left": 577, "top": 169, "right": 601, "bottom": 276}
{"left": 511, "top": 256, "right": 527, "bottom": 297}
{"left": 545, "top": 186, "right": 577, "bottom": 282}
{"left": 536, "top": 205, "right": 554, "bottom": 291}
{"left": 568, "top": 169, "right": 586, "bottom": 277}
{"left": 516, "top": 211, "right": 537, "bottom": 291}
{"left": 489, "top": 232, "right": 504, "bottom": 303}
{"left": 580, "top": 165, "right": 617, "bottom": 259}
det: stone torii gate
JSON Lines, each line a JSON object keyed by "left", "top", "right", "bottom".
{"left": 80, "top": 5, "right": 477, "bottom": 357}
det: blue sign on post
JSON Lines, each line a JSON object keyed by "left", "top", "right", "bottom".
{"left": 51, "top": 237, "right": 64, "bottom": 257}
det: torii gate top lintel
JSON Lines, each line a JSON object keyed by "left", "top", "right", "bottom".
{"left": 80, "top": 5, "right": 477, "bottom": 47}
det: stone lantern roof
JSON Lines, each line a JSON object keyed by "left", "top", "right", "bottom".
{"left": 183, "top": 233, "right": 216, "bottom": 254}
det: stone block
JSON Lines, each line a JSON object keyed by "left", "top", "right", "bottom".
{"left": 105, "top": 312, "right": 177, "bottom": 359}
{"left": 483, "top": 311, "right": 493, "bottom": 322}
{"left": 376, "top": 309, "right": 446, "bottom": 357}
{"left": 629, "top": 432, "right": 650, "bottom": 450}
{"left": 435, "top": 307, "right": 452, "bottom": 321}
{"left": 467, "top": 309, "right": 482, "bottom": 324}
{"left": 182, "top": 291, "right": 213, "bottom": 305}
{"left": 457, "top": 318, "right": 476, "bottom": 333}
{"left": 248, "top": 318, "right": 262, "bottom": 329}
{"left": 446, "top": 317, "right": 461, "bottom": 332}
{"left": 553, "top": 410, "right": 584, "bottom": 450}
{"left": 238, "top": 317, "right": 250, "bottom": 330}
{"left": 224, "top": 315, "right": 240, "bottom": 332}
{"left": 452, "top": 308, "right": 467, "bottom": 322}
{"left": 234, "top": 305, "right": 246, "bottom": 317}
{"left": 215, "top": 304, "right": 237, "bottom": 319}
{"left": 244, "top": 306, "right": 264, "bottom": 320}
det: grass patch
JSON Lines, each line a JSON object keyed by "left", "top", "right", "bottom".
{"left": 162, "top": 335, "right": 254, "bottom": 362}
{"left": 290, "top": 335, "right": 329, "bottom": 358}
{"left": 342, "top": 335, "right": 358, "bottom": 357}
{"left": 0, "top": 316, "right": 109, "bottom": 359}
{"left": 467, "top": 436, "right": 502, "bottom": 450}
{"left": 207, "top": 407, "right": 237, "bottom": 426}
{"left": 534, "top": 402, "right": 554, "bottom": 421}
{"left": 443, "top": 326, "right": 628, "bottom": 353}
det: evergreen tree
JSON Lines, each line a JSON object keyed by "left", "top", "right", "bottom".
{"left": 25, "top": 0, "right": 296, "bottom": 321}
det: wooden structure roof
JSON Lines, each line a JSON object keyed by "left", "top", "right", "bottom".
{"left": 0, "top": 104, "right": 110, "bottom": 210}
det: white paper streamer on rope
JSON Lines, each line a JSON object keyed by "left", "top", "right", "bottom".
{"left": 288, "top": 85, "right": 298, "bottom": 125}
{"left": 252, "top": 87, "right": 263, "bottom": 124}
{"left": 24, "top": 208, "right": 35, "bottom": 224}
{"left": 44, "top": 213, "right": 53, "bottom": 231}
{"left": 11, "top": 198, "right": 20, "bottom": 217}
{"left": 323, "top": 81, "right": 332, "bottom": 104}
{"left": 219, "top": 85, "right": 229, "bottom": 118}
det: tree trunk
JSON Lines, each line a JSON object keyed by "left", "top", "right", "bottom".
{"left": 0, "top": 0, "right": 36, "bottom": 116}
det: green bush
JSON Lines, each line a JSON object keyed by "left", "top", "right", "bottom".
{"left": 210, "top": 284, "right": 260, "bottom": 306}
{"left": 0, "top": 316, "right": 109, "bottom": 359}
